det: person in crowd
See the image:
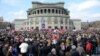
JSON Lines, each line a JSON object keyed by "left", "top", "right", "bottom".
{"left": 81, "top": 34, "right": 88, "bottom": 49}
{"left": 58, "top": 42, "right": 65, "bottom": 56}
{"left": 65, "top": 51, "right": 71, "bottom": 56}
{"left": 0, "top": 27, "right": 100, "bottom": 56}
{"left": 88, "top": 34, "right": 97, "bottom": 54}
{"left": 28, "top": 42, "right": 35, "bottom": 56}
{"left": 19, "top": 40, "right": 29, "bottom": 56}
{"left": 0, "top": 42, "right": 4, "bottom": 56}
{"left": 76, "top": 43, "right": 85, "bottom": 56}
{"left": 85, "top": 41, "right": 92, "bottom": 56}
{"left": 12, "top": 44, "right": 19, "bottom": 56}
{"left": 7, "top": 46, "right": 13, "bottom": 56}
{"left": 47, "top": 48, "right": 58, "bottom": 56}
{"left": 3, "top": 43, "right": 9, "bottom": 56}
{"left": 71, "top": 45, "right": 80, "bottom": 56}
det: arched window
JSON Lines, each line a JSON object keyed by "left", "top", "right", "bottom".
{"left": 37, "top": 10, "right": 39, "bottom": 14}
{"left": 34, "top": 11, "right": 36, "bottom": 14}
{"left": 59, "top": 10, "right": 61, "bottom": 14}
{"left": 48, "top": 9, "right": 50, "bottom": 13}
{"left": 52, "top": 9, "right": 54, "bottom": 13}
{"left": 40, "top": 9, "right": 43, "bottom": 14}
{"left": 56, "top": 9, "right": 58, "bottom": 14}
{"left": 44, "top": 9, "right": 47, "bottom": 13}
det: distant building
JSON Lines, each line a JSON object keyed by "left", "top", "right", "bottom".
{"left": 0, "top": 17, "right": 4, "bottom": 22}
{"left": 14, "top": 2, "right": 81, "bottom": 30}
{"left": 70, "top": 19, "right": 81, "bottom": 30}
{"left": 0, "top": 17, "right": 14, "bottom": 31}
{"left": 14, "top": 19, "right": 26, "bottom": 30}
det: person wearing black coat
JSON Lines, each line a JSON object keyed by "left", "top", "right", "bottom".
{"left": 71, "top": 45, "right": 80, "bottom": 56}
{"left": 0, "top": 42, "right": 4, "bottom": 56}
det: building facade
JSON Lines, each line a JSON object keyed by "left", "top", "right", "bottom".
{"left": 14, "top": 2, "right": 81, "bottom": 30}
{"left": 0, "top": 17, "right": 4, "bottom": 22}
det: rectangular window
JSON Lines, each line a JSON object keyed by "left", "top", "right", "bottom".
{"left": 30, "top": 19, "right": 33, "bottom": 24}
{"left": 65, "top": 18, "right": 67, "bottom": 24}
{"left": 35, "top": 18, "right": 39, "bottom": 24}
{"left": 54, "top": 18, "right": 58, "bottom": 24}
{"left": 48, "top": 17, "right": 52, "bottom": 24}
{"left": 60, "top": 18, "right": 63, "bottom": 24}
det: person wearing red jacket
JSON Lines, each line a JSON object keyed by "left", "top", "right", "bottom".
{"left": 86, "top": 41, "right": 92, "bottom": 56}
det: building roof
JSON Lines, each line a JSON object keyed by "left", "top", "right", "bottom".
{"left": 32, "top": 2, "right": 64, "bottom": 5}
{"left": 27, "top": 6, "right": 67, "bottom": 12}
{"left": 31, "top": 2, "right": 65, "bottom": 9}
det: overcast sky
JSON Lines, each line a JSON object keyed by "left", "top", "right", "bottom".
{"left": 0, "top": 0, "right": 100, "bottom": 22}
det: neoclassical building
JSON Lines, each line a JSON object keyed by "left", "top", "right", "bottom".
{"left": 14, "top": 2, "right": 81, "bottom": 30}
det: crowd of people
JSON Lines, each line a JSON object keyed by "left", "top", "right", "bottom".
{"left": 0, "top": 27, "right": 100, "bottom": 56}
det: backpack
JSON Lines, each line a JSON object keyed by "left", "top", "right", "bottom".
{"left": 86, "top": 43, "right": 92, "bottom": 51}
